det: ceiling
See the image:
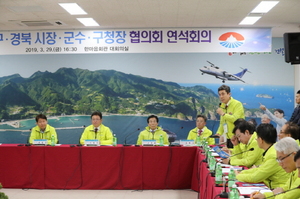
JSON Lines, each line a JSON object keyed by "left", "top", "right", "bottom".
{"left": 0, "top": 0, "right": 300, "bottom": 37}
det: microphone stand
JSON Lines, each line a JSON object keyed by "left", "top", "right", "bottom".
{"left": 223, "top": 148, "right": 254, "bottom": 159}
{"left": 264, "top": 185, "right": 300, "bottom": 199}
{"left": 123, "top": 128, "right": 140, "bottom": 146}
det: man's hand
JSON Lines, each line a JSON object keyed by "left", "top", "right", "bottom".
{"left": 216, "top": 108, "right": 224, "bottom": 116}
{"left": 221, "top": 147, "right": 232, "bottom": 155}
{"left": 250, "top": 192, "right": 264, "bottom": 199}
{"left": 259, "top": 104, "right": 267, "bottom": 111}
{"left": 273, "top": 188, "right": 284, "bottom": 195}
{"left": 221, "top": 158, "right": 230, "bottom": 164}
{"left": 230, "top": 135, "right": 239, "bottom": 146}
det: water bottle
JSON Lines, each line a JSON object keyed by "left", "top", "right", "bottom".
{"left": 229, "top": 184, "right": 239, "bottom": 199}
{"left": 113, "top": 134, "right": 117, "bottom": 146}
{"left": 196, "top": 135, "right": 201, "bottom": 146}
{"left": 215, "top": 163, "right": 223, "bottom": 185}
{"left": 159, "top": 134, "right": 164, "bottom": 146}
{"left": 209, "top": 156, "right": 216, "bottom": 173}
{"left": 228, "top": 166, "right": 236, "bottom": 190}
{"left": 51, "top": 134, "right": 55, "bottom": 146}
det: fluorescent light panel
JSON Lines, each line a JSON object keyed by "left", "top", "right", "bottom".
{"left": 251, "top": 1, "right": 279, "bottom": 13}
{"left": 59, "top": 3, "right": 87, "bottom": 15}
{"left": 77, "top": 18, "right": 99, "bottom": 26}
{"left": 239, "top": 16, "right": 261, "bottom": 25}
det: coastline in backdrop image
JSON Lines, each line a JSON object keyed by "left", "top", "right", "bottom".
{"left": 0, "top": 38, "right": 295, "bottom": 144}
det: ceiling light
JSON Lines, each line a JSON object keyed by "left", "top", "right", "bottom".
{"left": 239, "top": 16, "right": 261, "bottom": 25}
{"left": 59, "top": 3, "right": 87, "bottom": 15}
{"left": 251, "top": 1, "right": 279, "bottom": 13}
{"left": 77, "top": 18, "right": 99, "bottom": 26}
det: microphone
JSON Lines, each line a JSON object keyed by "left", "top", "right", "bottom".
{"left": 219, "top": 176, "right": 229, "bottom": 198}
{"left": 263, "top": 185, "right": 300, "bottom": 199}
{"left": 123, "top": 128, "right": 141, "bottom": 146}
{"left": 169, "top": 126, "right": 184, "bottom": 146}
{"left": 215, "top": 141, "right": 227, "bottom": 146}
{"left": 209, "top": 134, "right": 220, "bottom": 138}
{"left": 225, "top": 148, "right": 254, "bottom": 159}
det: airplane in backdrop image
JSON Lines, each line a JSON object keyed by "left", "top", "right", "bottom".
{"left": 199, "top": 61, "right": 251, "bottom": 83}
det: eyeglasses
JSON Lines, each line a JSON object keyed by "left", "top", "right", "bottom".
{"left": 276, "top": 152, "right": 294, "bottom": 163}
{"left": 92, "top": 119, "right": 101, "bottom": 121}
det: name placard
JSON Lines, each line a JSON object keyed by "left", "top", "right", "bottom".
{"left": 179, "top": 140, "right": 195, "bottom": 146}
{"left": 33, "top": 139, "right": 48, "bottom": 145}
{"left": 142, "top": 140, "right": 156, "bottom": 146}
{"left": 84, "top": 139, "right": 100, "bottom": 146}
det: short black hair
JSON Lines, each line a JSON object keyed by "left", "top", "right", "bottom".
{"left": 256, "top": 123, "right": 277, "bottom": 144}
{"left": 294, "top": 149, "right": 300, "bottom": 162}
{"left": 147, "top": 115, "right": 159, "bottom": 123}
{"left": 284, "top": 122, "right": 300, "bottom": 140}
{"left": 218, "top": 84, "right": 231, "bottom": 94}
{"left": 35, "top": 114, "right": 47, "bottom": 122}
{"left": 274, "top": 109, "right": 284, "bottom": 115}
{"left": 196, "top": 114, "right": 207, "bottom": 122}
{"left": 91, "top": 111, "right": 102, "bottom": 119}
{"left": 233, "top": 120, "right": 255, "bottom": 135}
{"left": 234, "top": 118, "right": 246, "bottom": 126}
{"left": 297, "top": 90, "right": 300, "bottom": 94}
{"left": 248, "top": 118, "right": 258, "bottom": 128}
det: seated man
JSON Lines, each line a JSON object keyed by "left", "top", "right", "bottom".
{"left": 236, "top": 124, "right": 289, "bottom": 189}
{"left": 136, "top": 115, "right": 169, "bottom": 145}
{"left": 221, "top": 120, "right": 264, "bottom": 168}
{"left": 187, "top": 114, "right": 215, "bottom": 145}
{"left": 80, "top": 111, "right": 113, "bottom": 145}
{"left": 251, "top": 137, "right": 300, "bottom": 199}
{"left": 29, "top": 114, "right": 58, "bottom": 144}
{"left": 278, "top": 122, "right": 300, "bottom": 144}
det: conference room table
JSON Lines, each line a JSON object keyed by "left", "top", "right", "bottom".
{"left": 0, "top": 144, "right": 201, "bottom": 190}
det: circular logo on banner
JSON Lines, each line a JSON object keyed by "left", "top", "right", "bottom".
{"left": 219, "top": 32, "right": 245, "bottom": 48}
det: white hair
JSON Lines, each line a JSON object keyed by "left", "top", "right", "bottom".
{"left": 261, "top": 114, "right": 270, "bottom": 120}
{"left": 275, "top": 137, "right": 300, "bottom": 154}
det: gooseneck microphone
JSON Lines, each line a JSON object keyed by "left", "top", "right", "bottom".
{"left": 226, "top": 148, "right": 254, "bottom": 158}
{"left": 123, "top": 128, "right": 140, "bottom": 146}
{"left": 263, "top": 185, "right": 300, "bottom": 199}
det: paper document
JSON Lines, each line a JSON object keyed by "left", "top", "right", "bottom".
{"left": 237, "top": 187, "right": 272, "bottom": 195}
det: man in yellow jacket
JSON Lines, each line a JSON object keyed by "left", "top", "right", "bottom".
{"left": 187, "top": 114, "right": 215, "bottom": 145}
{"left": 221, "top": 120, "right": 264, "bottom": 168}
{"left": 251, "top": 137, "right": 300, "bottom": 199}
{"left": 236, "top": 124, "right": 289, "bottom": 189}
{"left": 29, "top": 114, "right": 58, "bottom": 145}
{"left": 215, "top": 85, "right": 245, "bottom": 148}
{"left": 80, "top": 111, "right": 113, "bottom": 145}
{"left": 136, "top": 115, "right": 169, "bottom": 145}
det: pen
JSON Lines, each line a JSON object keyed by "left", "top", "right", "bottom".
{"left": 250, "top": 190, "right": 261, "bottom": 199}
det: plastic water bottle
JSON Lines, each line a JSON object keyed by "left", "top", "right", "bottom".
{"left": 229, "top": 184, "right": 239, "bottom": 199}
{"left": 159, "top": 134, "right": 164, "bottom": 146}
{"left": 113, "top": 134, "right": 117, "bottom": 146}
{"left": 209, "top": 156, "right": 216, "bottom": 173}
{"left": 215, "top": 163, "right": 223, "bottom": 185}
{"left": 196, "top": 135, "right": 201, "bottom": 146}
{"left": 228, "top": 166, "right": 236, "bottom": 190}
{"left": 51, "top": 134, "right": 55, "bottom": 146}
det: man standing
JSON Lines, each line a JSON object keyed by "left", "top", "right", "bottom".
{"left": 215, "top": 85, "right": 245, "bottom": 148}
{"left": 289, "top": 90, "right": 300, "bottom": 126}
